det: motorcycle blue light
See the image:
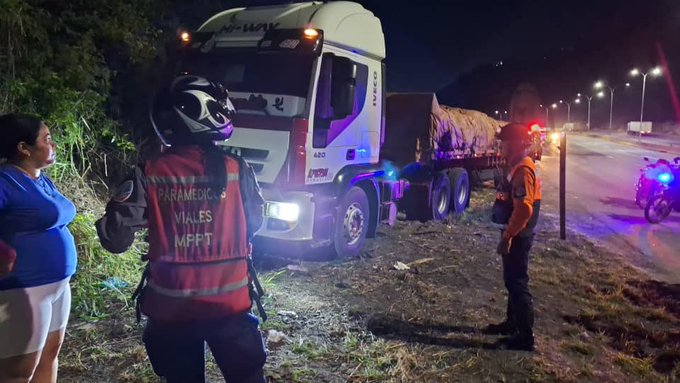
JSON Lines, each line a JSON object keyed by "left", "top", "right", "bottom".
{"left": 657, "top": 172, "right": 674, "bottom": 184}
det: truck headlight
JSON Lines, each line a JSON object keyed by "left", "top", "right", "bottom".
{"left": 265, "top": 202, "right": 300, "bottom": 222}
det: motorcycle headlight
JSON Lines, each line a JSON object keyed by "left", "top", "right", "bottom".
{"left": 657, "top": 172, "right": 674, "bottom": 184}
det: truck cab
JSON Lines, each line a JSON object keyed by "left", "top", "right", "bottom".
{"left": 177, "top": 2, "right": 403, "bottom": 257}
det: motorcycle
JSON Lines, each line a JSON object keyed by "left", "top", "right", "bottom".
{"left": 635, "top": 157, "right": 674, "bottom": 208}
{"left": 644, "top": 157, "right": 680, "bottom": 224}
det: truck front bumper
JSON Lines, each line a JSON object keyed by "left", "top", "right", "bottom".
{"left": 253, "top": 190, "right": 334, "bottom": 256}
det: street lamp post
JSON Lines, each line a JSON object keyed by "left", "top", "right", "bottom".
{"left": 563, "top": 98, "right": 579, "bottom": 123}
{"left": 595, "top": 81, "right": 616, "bottom": 131}
{"left": 551, "top": 103, "right": 558, "bottom": 127}
{"left": 540, "top": 104, "right": 550, "bottom": 126}
{"left": 630, "top": 67, "right": 663, "bottom": 142}
{"left": 577, "top": 92, "right": 604, "bottom": 131}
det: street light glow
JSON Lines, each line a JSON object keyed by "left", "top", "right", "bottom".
{"left": 575, "top": 99, "right": 581, "bottom": 104}
{"left": 551, "top": 103, "right": 558, "bottom": 108}
{"left": 594, "top": 81, "right": 603, "bottom": 89}
{"left": 631, "top": 68, "right": 640, "bottom": 76}
{"left": 625, "top": 82, "right": 631, "bottom": 87}
{"left": 577, "top": 93, "right": 582, "bottom": 97}
{"left": 597, "top": 91, "right": 605, "bottom": 98}
{"left": 559, "top": 100, "right": 563, "bottom": 103}
{"left": 495, "top": 110, "right": 499, "bottom": 114}
{"left": 652, "top": 67, "right": 662, "bottom": 76}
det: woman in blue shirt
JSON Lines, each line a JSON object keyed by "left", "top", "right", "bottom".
{"left": 0, "top": 114, "right": 77, "bottom": 383}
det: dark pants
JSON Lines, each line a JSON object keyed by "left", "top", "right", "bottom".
{"left": 143, "top": 313, "right": 267, "bottom": 383}
{"left": 502, "top": 233, "right": 535, "bottom": 336}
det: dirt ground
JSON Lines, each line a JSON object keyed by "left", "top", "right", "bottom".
{"left": 59, "top": 188, "right": 680, "bottom": 382}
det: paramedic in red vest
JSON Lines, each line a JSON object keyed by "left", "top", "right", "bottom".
{"left": 485, "top": 123, "right": 541, "bottom": 351}
{"left": 95, "top": 75, "right": 266, "bottom": 383}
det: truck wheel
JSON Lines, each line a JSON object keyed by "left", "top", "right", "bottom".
{"left": 429, "top": 172, "right": 451, "bottom": 221}
{"left": 333, "top": 186, "right": 370, "bottom": 257}
{"left": 449, "top": 168, "right": 470, "bottom": 216}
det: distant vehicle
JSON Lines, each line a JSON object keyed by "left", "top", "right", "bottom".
{"left": 627, "top": 121, "right": 653, "bottom": 135}
{"left": 563, "top": 122, "right": 586, "bottom": 131}
{"left": 548, "top": 129, "right": 564, "bottom": 147}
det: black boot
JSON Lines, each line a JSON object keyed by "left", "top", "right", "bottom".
{"left": 500, "top": 332, "right": 534, "bottom": 351}
{"left": 481, "top": 320, "right": 517, "bottom": 335}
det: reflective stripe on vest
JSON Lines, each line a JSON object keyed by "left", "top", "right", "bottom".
{"left": 147, "top": 174, "right": 239, "bottom": 185}
{"left": 148, "top": 276, "right": 248, "bottom": 298}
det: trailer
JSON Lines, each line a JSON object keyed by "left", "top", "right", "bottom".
{"left": 382, "top": 93, "right": 504, "bottom": 221}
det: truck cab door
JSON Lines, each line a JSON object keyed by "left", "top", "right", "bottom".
{"left": 313, "top": 53, "right": 357, "bottom": 147}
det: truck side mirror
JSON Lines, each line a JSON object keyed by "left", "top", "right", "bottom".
{"left": 330, "top": 56, "right": 356, "bottom": 119}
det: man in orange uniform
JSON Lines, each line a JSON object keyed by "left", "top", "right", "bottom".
{"left": 486, "top": 123, "right": 541, "bottom": 351}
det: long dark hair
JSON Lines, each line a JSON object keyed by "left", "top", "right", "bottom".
{"left": 0, "top": 114, "right": 43, "bottom": 161}
{"left": 202, "top": 144, "right": 228, "bottom": 197}
{"left": 168, "top": 140, "right": 228, "bottom": 197}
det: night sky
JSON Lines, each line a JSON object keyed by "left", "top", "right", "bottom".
{"left": 225, "top": 0, "right": 679, "bottom": 124}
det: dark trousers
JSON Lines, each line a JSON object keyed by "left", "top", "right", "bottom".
{"left": 502, "top": 233, "right": 535, "bottom": 336}
{"left": 143, "top": 313, "right": 267, "bottom": 383}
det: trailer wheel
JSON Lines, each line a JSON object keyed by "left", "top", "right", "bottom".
{"left": 449, "top": 168, "right": 470, "bottom": 216}
{"left": 430, "top": 172, "right": 451, "bottom": 221}
{"left": 333, "top": 186, "right": 370, "bottom": 258}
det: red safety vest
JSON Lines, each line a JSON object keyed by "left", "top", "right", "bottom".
{"left": 141, "top": 146, "right": 251, "bottom": 321}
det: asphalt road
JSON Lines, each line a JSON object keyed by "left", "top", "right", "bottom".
{"left": 539, "top": 133, "right": 680, "bottom": 283}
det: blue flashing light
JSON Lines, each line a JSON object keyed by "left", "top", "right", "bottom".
{"left": 658, "top": 172, "right": 674, "bottom": 184}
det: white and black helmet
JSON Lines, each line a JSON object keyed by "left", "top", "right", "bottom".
{"left": 150, "top": 75, "right": 236, "bottom": 146}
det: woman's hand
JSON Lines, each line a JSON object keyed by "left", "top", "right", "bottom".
{"left": 0, "top": 240, "right": 16, "bottom": 278}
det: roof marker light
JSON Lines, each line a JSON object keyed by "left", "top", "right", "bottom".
{"left": 304, "top": 28, "right": 319, "bottom": 39}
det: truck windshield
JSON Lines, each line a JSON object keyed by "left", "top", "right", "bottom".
{"left": 179, "top": 50, "right": 314, "bottom": 101}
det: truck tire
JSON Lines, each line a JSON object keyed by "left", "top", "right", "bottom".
{"left": 449, "top": 167, "right": 470, "bottom": 216}
{"left": 430, "top": 172, "right": 451, "bottom": 221}
{"left": 333, "top": 186, "right": 370, "bottom": 257}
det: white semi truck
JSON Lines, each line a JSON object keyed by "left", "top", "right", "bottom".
{"left": 176, "top": 1, "right": 508, "bottom": 257}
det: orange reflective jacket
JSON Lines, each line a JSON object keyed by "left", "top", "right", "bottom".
{"left": 502, "top": 156, "right": 542, "bottom": 240}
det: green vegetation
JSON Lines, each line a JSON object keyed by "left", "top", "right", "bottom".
{"left": 0, "top": 0, "right": 168, "bottom": 320}
{"left": 68, "top": 213, "right": 147, "bottom": 319}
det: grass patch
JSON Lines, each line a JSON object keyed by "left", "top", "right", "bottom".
{"left": 613, "top": 354, "right": 657, "bottom": 379}
{"left": 563, "top": 340, "right": 595, "bottom": 356}
{"left": 291, "top": 339, "right": 326, "bottom": 361}
{"left": 340, "top": 335, "right": 405, "bottom": 381}
{"left": 68, "top": 212, "right": 146, "bottom": 320}
{"left": 289, "top": 367, "right": 318, "bottom": 382}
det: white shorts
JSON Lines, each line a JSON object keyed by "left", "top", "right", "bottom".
{"left": 0, "top": 278, "right": 71, "bottom": 358}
